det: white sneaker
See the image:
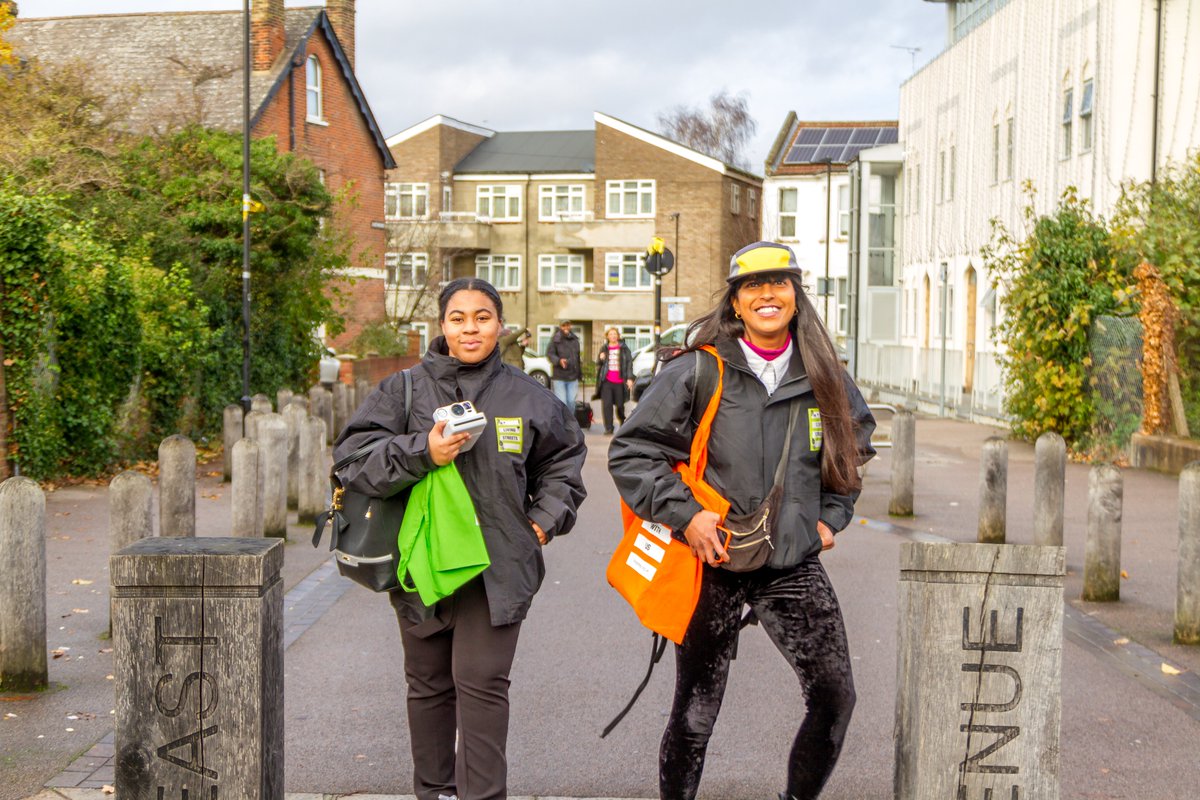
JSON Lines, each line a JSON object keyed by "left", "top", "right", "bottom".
{"left": 437, "top": 795, "right": 458, "bottom": 800}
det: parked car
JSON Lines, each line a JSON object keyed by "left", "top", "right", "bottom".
{"left": 631, "top": 324, "right": 689, "bottom": 401}
{"left": 522, "top": 352, "right": 552, "bottom": 388}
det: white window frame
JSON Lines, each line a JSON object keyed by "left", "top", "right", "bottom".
{"left": 384, "top": 182, "right": 430, "bottom": 220}
{"left": 538, "top": 184, "right": 587, "bottom": 221}
{"left": 948, "top": 145, "right": 956, "bottom": 201}
{"left": 1079, "top": 79, "right": 1094, "bottom": 152}
{"left": 938, "top": 150, "right": 946, "bottom": 204}
{"left": 731, "top": 183, "right": 741, "bottom": 215}
{"left": 605, "top": 252, "right": 652, "bottom": 291}
{"left": 474, "top": 254, "right": 522, "bottom": 291}
{"left": 606, "top": 179, "right": 655, "bottom": 218}
{"left": 778, "top": 187, "right": 798, "bottom": 240}
{"left": 305, "top": 56, "right": 323, "bottom": 122}
{"left": 536, "top": 324, "right": 556, "bottom": 356}
{"left": 384, "top": 251, "right": 429, "bottom": 289}
{"left": 476, "top": 185, "right": 522, "bottom": 222}
{"left": 1006, "top": 117, "right": 1015, "bottom": 180}
{"left": 992, "top": 123, "right": 1001, "bottom": 184}
{"left": 604, "top": 324, "right": 654, "bottom": 352}
{"left": 538, "top": 253, "right": 585, "bottom": 290}
{"left": 837, "top": 184, "right": 850, "bottom": 237}
{"left": 748, "top": 188, "right": 758, "bottom": 219}
{"left": 411, "top": 322, "right": 429, "bottom": 355}
{"left": 1061, "top": 88, "right": 1074, "bottom": 159}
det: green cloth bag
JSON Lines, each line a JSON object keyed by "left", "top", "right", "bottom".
{"left": 395, "top": 463, "right": 491, "bottom": 606}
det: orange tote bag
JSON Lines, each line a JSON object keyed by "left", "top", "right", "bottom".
{"left": 606, "top": 346, "right": 731, "bottom": 644}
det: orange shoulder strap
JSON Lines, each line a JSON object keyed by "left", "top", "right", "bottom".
{"left": 678, "top": 345, "right": 731, "bottom": 519}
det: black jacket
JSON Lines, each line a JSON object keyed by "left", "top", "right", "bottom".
{"left": 547, "top": 329, "right": 582, "bottom": 381}
{"left": 595, "top": 342, "right": 634, "bottom": 383}
{"left": 608, "top": 339, "right": 875, "bottom": 566}
{"left": 334, "top": 338, "right": 587, "bottom": 626}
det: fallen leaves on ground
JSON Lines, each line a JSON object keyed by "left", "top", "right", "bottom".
{"left": 1162, "top": 662, "right": 1184, "bottom": 676}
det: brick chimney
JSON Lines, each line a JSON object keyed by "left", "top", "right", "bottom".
{"left": 326, "top": 0, "right": 355, "bottom": 69}
{"left": 250, "top": 0, "right": 285, "bottom": 71}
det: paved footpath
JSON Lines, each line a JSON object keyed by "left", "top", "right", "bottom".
{"left": 4, "top": 410, "right": 1200, "bottom": 799}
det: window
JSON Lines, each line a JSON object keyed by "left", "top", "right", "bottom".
{"left": 605, "top": 252, "right": 652, "bottom": 290}
{"left": 476, "top": 185, "right": 522, "bottom": 221}
{"left": 606, "top": 324, "right": 654, "bottom": 352}
{"left": 536, "top": 324, "right": 556, "bottom": 356}
{"left": 938, "top": 150, "right": 946, "bottom": 203}
{"left": 475, "top": 254, "right": 522, "bottom": 291}
{"left": 835, "top": 278, "right": 849, "bottom": 334}
{"left": 731, "top": 184, "right": 741, "bottom": 215}
{"left": 538, "top": 253, "right": 585, "bottom": 290}
{"left": 867, "top": 175, "right": 897, "bottom": 287}
{"left": 1061, "top": 88, "right": 1074, "bottom": 158}
{"left": 539, "top": 184, "right": 586, "bottom": 220}
{"left": 384, "top": 252, "right": 428, "bottom": 289}
{"left": 779, "top": 188, "right": 798, "bottom": 239}
{"left": 411, "top": 322, "right": 429, "bottom": 355}
{"left": 606, "top": 179, "right": 655, "bottom": 218}
{"left": 912, "top": 164, "right": 920, "bottom": 212}
{"left": 442, "top": 185, "right": 452, "bottom": 214}
{"left": 837, "top": 184, "right": 850, "bottom": 237}
{"left": 748, "top": 188, "right": 758, "bottom": 219}
{"left": 992, "top": 123, "right": 1000, "bottom": 184}
{"left": 384, "top": 183, "right": 429, "bottom": 220}
{"left": 948, "top": 145, "right": 956, "bottom": 201}
{"left": 1079, "top": 79, "right": 1094, "bottom": 152}
{"left": 1006, "top": 117, "right": 1015, "bottom": 179}
{"left": 305, "top": 56, "right": 322, "bottom": 121}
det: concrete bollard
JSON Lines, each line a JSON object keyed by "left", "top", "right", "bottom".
{"left": 355, "top": 377, "right": 370, "bottom": 412}
{"left": 259, "top": 414, "right": 289, "bottom": 538}
{"left": 222, "top": 404, "right": 243, "bottom": 483}
{"left": 978, "top": 437, "right": 1008, "bottom": 544}
{"left": 158, "top": 435, "right": 196, "bottom": 538}
{"left": 889, "top": 410, "right": 916, "bottom": 517}
{"left": 232, "top": 438, "right": 263, "bottom": 537}
{"left": 308, "top": 385, "right": 333, "bottom": 445}
{"left": 276, "top": 389, "right": 293, "bottom": 414}
{"left": 895, "top": 542, "right": 1064, "bottom": 800}
{"left": 289, "top": 395, "right": 309, "bottom": 413}
{"left": 111, "top": 537, "right": 283, "bottom": 799}
{"left": 244, "top": 409, "right": 266, "bottom": 442}
{"left": 298, "top": 415, "right": 327, "bottom": 524}
{"left": 1082, "top": 463, "right": 1123, "bottom": 602}
{"left": 0, "top": 477, "right": 48, "bottom": 692}
{"left": 251, "top": 393, "right": 272, "bottom": 414}
{"left": 283, "top": 403, "right": 306, "bottom": 510}
{"left": 108, "top": 471, "right": 154, "bottom": 635}
{"left": 1176, "top": 463, "right": 1200, "bottom": 644}
{"left": 1034, "top": 432, "right": 1067, "bottom": 547}
{"left": 332, "top": 382, "right": 349, "bottom": 442}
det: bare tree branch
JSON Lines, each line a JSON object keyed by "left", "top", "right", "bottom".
{"left": 658, "top": 90, "right": 757, "bottom": 170}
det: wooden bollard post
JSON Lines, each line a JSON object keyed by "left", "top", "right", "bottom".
{"left": 283, "top": 403, "right": 306, "bottom": 510}
{"left": 222, "top": 404, "right": 243, "bottom": 483}
{"left": 158, "top": 435, "right": 195, "bottom": 538}
{"left": 109, "top": 471, "right": 153, "bottom": 635}
{"left": 259, "top": 415, "right": 288, "bottom": 538}
{"left": 1034, "top": 432, "right": 1067, "bottom": 547}
{"left": 895, "top": 542, "right": 1064, "bottom": 800}
{"left": 0, "top": 477, "right": 47, "bottom": 692}
{"left": 251, "top": 393, "right": 272, "bottom": 414}
{"left": 244, "top": 409, "right": 266, "bottom": 442}
{"left": 1082, "top": 463, "right": 1123, "bottom": 602}
{"left": 355, "top": 377, "right": 370, "bottom": 412}
{"left": 978, "top": 437, "right": 1008, "bottom": 544}
{"left": 889, "top": 410, "right": 916, "bottom": 517}
{"left": 232, "top": 439, "right": 263, "bottom": 537}
{"left": 319, "top": 389, "right": 334, "bottom": 445}
{"left": 111, "top": 537, "right": 283, "bottom": 799}
{"left": 1177, "top": 463, "right": 1200, "bottom": 644}
{"left": 297, "top": 415, "right": 327, "bottom": 524}
{"left": 276, "top": 389, "right": 293, "bottom": 414}
{"left": 332, "top": 382, "right": 349, "bottom": 442}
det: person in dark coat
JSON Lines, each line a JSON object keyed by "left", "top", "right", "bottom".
{"left": 595, "top": 327, "right": 634, "bottom": 434}
{"left": 546, "top": 319, "right": 582, "bottom": 407}
{"left": 335, "top": 278, "right": 586, "bottom": 800}
{"left": 608, "top": 242, "right": 875, "bottom": 800}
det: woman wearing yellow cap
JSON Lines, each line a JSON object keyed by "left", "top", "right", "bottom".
{"left": 609, "top": 241, "right": 876, "bottom": 799}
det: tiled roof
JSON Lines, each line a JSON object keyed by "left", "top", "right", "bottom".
{"left": 453, "top": 131, "right": 596, "bottom": 174}
{"left": 765, "top": 115, "right": 899, "bottom": 176}
{"left": 11, "top": 9, "right": 320, "bottom": 134}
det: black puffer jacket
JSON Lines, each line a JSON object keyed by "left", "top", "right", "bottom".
{"left": 335, "top": 338, "right": 587, "bottom": 626}
{"left": 608, "top": 338, "right": 876, "bottom": 566}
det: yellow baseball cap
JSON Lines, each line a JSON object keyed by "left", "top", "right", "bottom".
{"left": 727, "top": 241, "right": 802, "bottom": 284}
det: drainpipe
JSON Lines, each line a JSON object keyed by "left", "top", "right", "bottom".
{"left": 1151, "top": 0, "right": 1163, "bottom": 185}
{"left": 939, "top": 261, "right": 949, "bottom": 417}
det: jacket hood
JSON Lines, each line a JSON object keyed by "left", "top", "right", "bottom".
{"left": 422, "top": 336, "right": 505, "bottom": 396}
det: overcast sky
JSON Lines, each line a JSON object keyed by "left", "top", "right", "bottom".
{"left": 18, "top": 1, "right": 948, "bottom": 170}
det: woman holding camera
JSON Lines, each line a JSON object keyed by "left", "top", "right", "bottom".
{"left": 335, "top": 277, "right": 587, "bottom": 800}
{"left": 608, "top": 242, "right": 875, "bottom": 800}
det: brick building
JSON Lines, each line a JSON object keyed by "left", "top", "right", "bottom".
{"left": 384, "top": 112, "right": 762, "bottom": 356}
{"left": 10, "top": 0, "right": 395, "bottom": 351}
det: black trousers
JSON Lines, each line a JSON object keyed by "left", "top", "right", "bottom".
{"left": 390, "top": 578, "right": 522, "bottom": 800}
{"left": 599, "top": 380, "right": 627, "bottom": 432}
{"left": 659, "top": 556, "right": 856, "bottom": 800}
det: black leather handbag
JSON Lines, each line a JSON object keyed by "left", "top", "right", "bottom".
{"left": 311, "top": 370, "right": 411, "bottom": 592}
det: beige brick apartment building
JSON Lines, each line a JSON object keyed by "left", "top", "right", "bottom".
{"left": 383, "top": 112, "right": 763, "bottom": 356}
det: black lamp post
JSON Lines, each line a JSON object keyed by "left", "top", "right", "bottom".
{"left": 240, "top": 0, "right": 252, "bottom": 415}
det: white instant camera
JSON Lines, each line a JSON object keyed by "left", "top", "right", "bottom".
{"left": 433, "top": 401, "right": 487, "bottom": 452}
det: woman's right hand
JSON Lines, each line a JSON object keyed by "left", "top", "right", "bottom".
{"left": 683, "top": 509, "right": 727, "bottom": 566}
{"left": 428, "top": 419, "right": 470, "bottom": 466}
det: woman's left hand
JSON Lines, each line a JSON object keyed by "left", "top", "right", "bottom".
{"left": 530, "top": 520, "right": 547, "bottom": 546}
{"left": 817, "top": 521, "right": 835, "bottom": 551}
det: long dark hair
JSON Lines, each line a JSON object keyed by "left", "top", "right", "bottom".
{"left": 681, "top": 274, "right": 862, "bottom": 495}
{"left": 437, "top": 277, "right": 504, "bottom": 322}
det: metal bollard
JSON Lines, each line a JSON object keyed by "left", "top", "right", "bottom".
{"left": 1034, "top": 432, "right": 1067, "bottom": 547}
{"left": 222, "top": 404, "right": 243, "bottom": 483}
{"left": 889, "top": 410, "right": 916, "bottom": 517}
{"left": 158, "top": 435, "right": 196, "bottom": 538}
{"left": 0, "top": 477, "right": 48, "bottom": 692}
{"left": 977, "top": 437, "right": 1008, "bottom": 544}
{"left": 1175, "top": 462, "right": 1200, "bottom": 644}
{"left": 1082, "top": 463, "right": 1123, "bottom": 602}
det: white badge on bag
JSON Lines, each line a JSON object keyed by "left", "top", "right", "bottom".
{"left": 634, "top": 533, "right": 666, "bottom": 564}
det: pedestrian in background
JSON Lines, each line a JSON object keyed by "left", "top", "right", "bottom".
{"left": 499, "top": 325, "right": 530, "bottom": 370}
{"left": 608, "top": 242, "right": 875, "bottom": 800}
{"left": 595, "top": 326, "right": 633, "bottom": 434}
{"left": 335, "top": 278, "right": 587, "bottom": 800}
{"left": 547, "top": 319, "right": 581, "bottom": 407}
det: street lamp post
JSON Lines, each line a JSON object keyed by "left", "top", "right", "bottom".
{"left": 822, "top": 159, "right": 833, "bottom": 327}
{"left": 240, "top": 0, "right": 252, "bottom": 416}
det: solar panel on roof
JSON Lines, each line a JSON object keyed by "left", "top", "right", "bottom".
{"left": 878, "top": 128, "right": 899, "bottom": 144}
{"left": 785, "top": 145, "right": 819, "bottom": 163}
{"left": 823, "top": 129, "right": 852, "bottom": 145}
{"left": 849, "top": 128, "right": 880, "bottom": 144}
{"left": 797, "top": 128, "right": 826, "bottom": 145}
{"left": 815, "top": 146, "right": 844, "bottom": 162}
{"left": 841, "top": 145, "right": 867, "bottom": 162}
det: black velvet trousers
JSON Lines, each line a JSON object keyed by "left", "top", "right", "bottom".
{"left": 659, "top": 555, "right": 856, "bottom": 800}
{"left": 599, "top": 380, "right": 627, "bottom": 432}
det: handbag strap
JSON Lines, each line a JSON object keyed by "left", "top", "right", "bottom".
{"left": 330, "top": 368, "right": 412, "bottom": 475}
{"left": 689, "top": 345, "right": 723, "bottom": 477}
{"left": 772, "top": 400, "right": 803, "bottom": 488}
